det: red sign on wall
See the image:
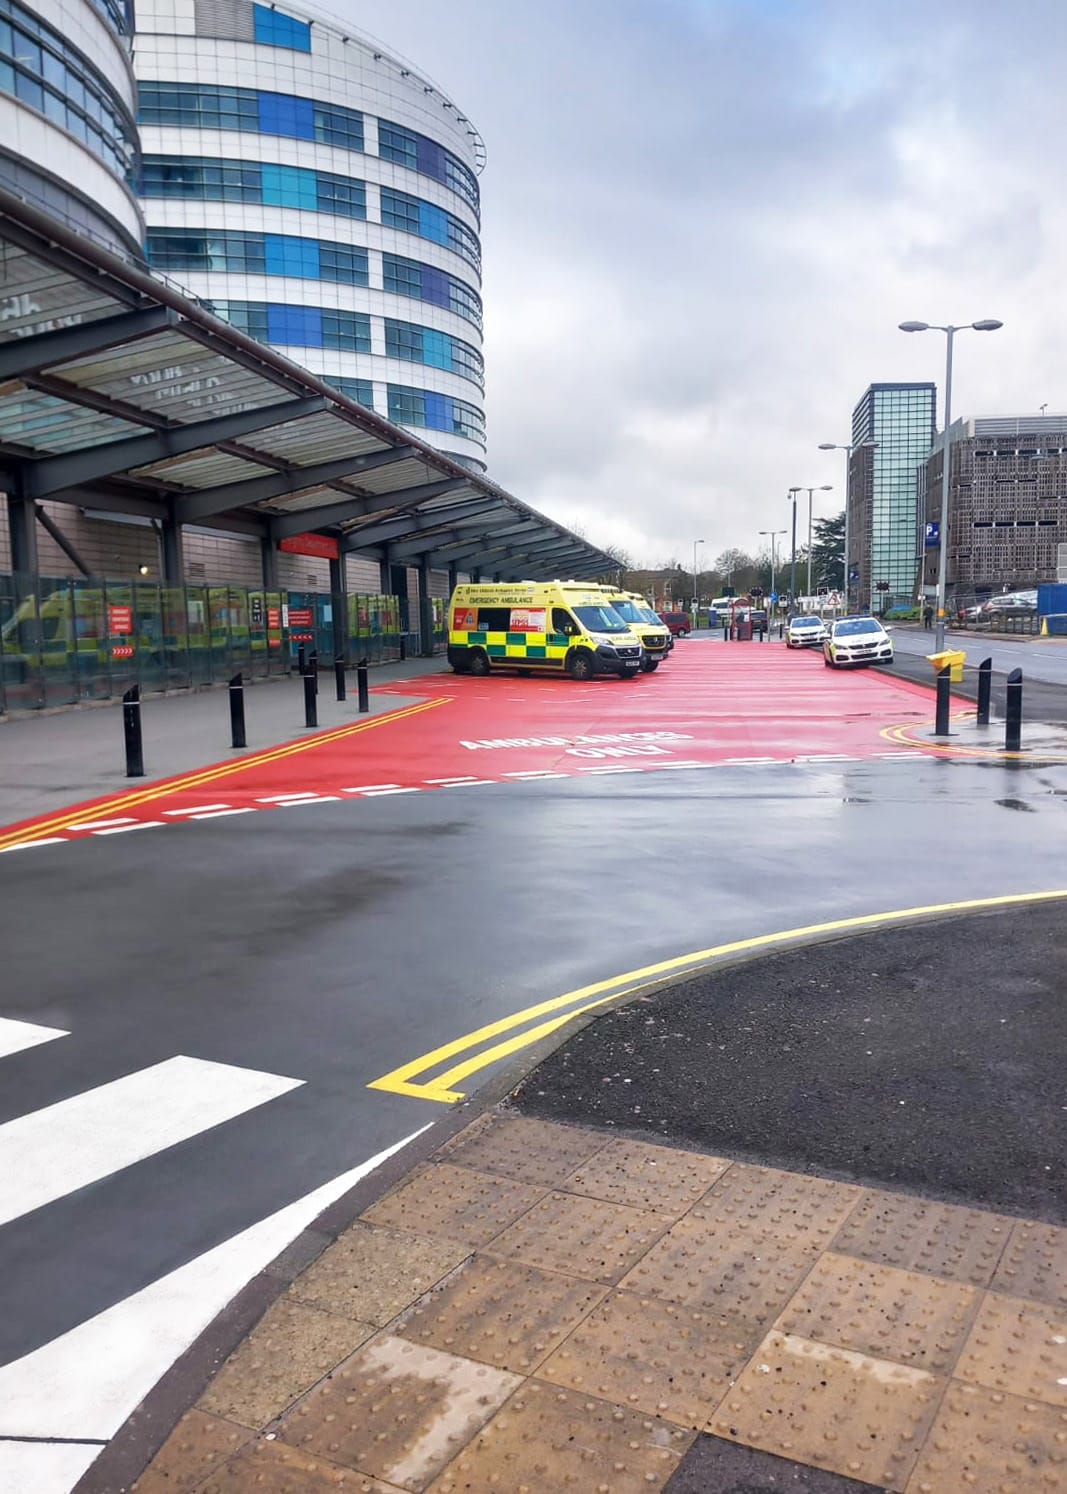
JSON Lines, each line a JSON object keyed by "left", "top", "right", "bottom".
{"left": 287, "top": 608, "right": 314, "bottom": 628}
{"left": 279, "top": 533, "right": 339, "bottom": 560}
{"left": 267, "top": 606, "right": 281, "bottom": 629}
{"left": 111, "top": 645, "right": 134, "bottom": 659}
{"left": 108, "top": 605, "right": 133, "bottom": 634}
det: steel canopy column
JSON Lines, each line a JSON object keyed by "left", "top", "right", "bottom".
{"left": 419, "top": 556, "right": 435, "bottom": 657}
{"left": 261, "top": 536, "right": 278, "bottom": 590}
{"left": 160, "top": 516, "right": 185, "bottom": 585}
{"left": 329, "top": 553, "right": 347, "bottom": 661}
{"left": 448, "top": 562, "right": 458, "bottom": 593}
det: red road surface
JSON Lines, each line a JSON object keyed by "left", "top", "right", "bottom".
{"left": 1, "top": 644, "right": 940, "bottom": 850}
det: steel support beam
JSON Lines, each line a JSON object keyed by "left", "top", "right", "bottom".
{"left": 430, "top": 524, "right": 560, "bottom": 568}
{"left": 419, "top": 556, "right": 435, "bottom": 657}
{"left": 261, "top": 536, "right": 279, "bottom": 589}
{"left": 34, "top": 503, "right": 91, "bottom": 576}
{"left": 382, "top": 517, "right": 523, "bottom": 564}
{"left": 159, "top": 515, "right": 184, "bottom": 585}
{"left": 329, "top": 553, "right": 347, "bottom": 660}
{"left": 343, "top": 499, "right": 500, "bottom": 555}
{"left": 27, "top": 396, "right": 329, "bottom": 499}
{"left": 270, "top": 478, "right": 470, "bottom": 540}
{"left": 174, "top": 445, "right": 420, "bottom": 524}
{"left": 7, "top": 493, "right": 37, "bottom": 575}
{"left": 0, "top": 307, "right": 179, "bottom": 381}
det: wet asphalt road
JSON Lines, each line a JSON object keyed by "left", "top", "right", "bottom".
{"left": 513, "top": 903, "right": 1067, "bottom": 1223}
{"left": 890, "top": 624, "right": 1067, "bottom": 682}
{"left": 3, "top": 745, "right": 1067, "bottom": 1364}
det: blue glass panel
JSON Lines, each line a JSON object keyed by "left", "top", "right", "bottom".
{"left": 257, "top": 90, "right": 314, "bottom": 139}
{"left": 261, "top": 162, "right": 317, "bottom": 209}
{"left": 423, "top": 391, "right": 450, "bottom": 431}
{"left": 266, "top": 304, "right": 322, "bottom": 346}
{"left": 422, "top": 329, "right": 451, "bottom": 370}
{"left": 420, "top": 265, "right": 450, "bottom": 309}
{"left": 253, "top": 4, "right": 311, "bottom": 50}
{"left": 415, "top": 135, "right": 446, "bottom": 183}
{"left": 264, "top": 234, "right": 320, "bottom": 277}
{"left": 417, "top": 201, "right": 449, "bottom": 246}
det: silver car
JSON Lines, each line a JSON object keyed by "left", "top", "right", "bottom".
{"left": 786, "top": 616, "right": 829, "bottom": 648}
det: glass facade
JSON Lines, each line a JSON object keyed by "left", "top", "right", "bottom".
{"left": 146, "top": 227, "right": 369, "bottom": 284}
{"left": 384, "top": 317, "right": 483, "bottom": 388}
{"left": 850, "top": 383, "right": 936, "bottom": 610}
{"left": 205, "top": 300, "right": 371, "bottom": 352}
{"left": 0, "top": 0, "right": 138, "bottom": 181}
{"left": 387, "top": 384, "right": 485, "bottom": 443}
{"left": 141, "top": 157, "right": 367, "bottom": 218}
{"left": 382, "top": 252, "right": 482, "bottom": 328}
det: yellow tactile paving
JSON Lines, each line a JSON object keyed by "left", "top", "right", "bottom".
{"left": 133, "top": 1114, "right": 1067, "bottom": 1494}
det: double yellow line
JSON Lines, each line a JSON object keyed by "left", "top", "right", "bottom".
{"left": 369, "top": 888, "right": 1067, "bottom": 1104}
{"left": 0, "top": 696, "right": 446, "bottom": 853}
{"left": 881, "top": 718, "right": 1067, "bottom": 762}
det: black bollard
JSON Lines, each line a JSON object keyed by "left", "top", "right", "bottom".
{"left": 934, "top": 666, "right": 951, "bottom": 737}
{"left": 297, "top": 643, "right": 306, "bottom": 676}
{"left": 722, "top": 623, "right": 730, "bottom": 642}
{"left": 334, "top": 657, "right": 346, "bottom": 702}
{"left": 976, "top": 657, "right": 992, "bottom": 727}
{"left": 399, "top": 634, "right": 408, "bottom": 662}
{"left": 1005, "top": 667, "right": 1023, "bottom": 751}
{"left": 357, "top": 658, "right": 369, "bottom": 713}
{"left": 303, "top": 670, "right": 318, "bottom": 729}
{"left": 229, "top": 672, "right": 246, "bottom": 749}
{"left": 309, "top": 649, "right": 318, "bottom": 695}
{"left": 122, "top": 684, "right": 144, "bottom": 777}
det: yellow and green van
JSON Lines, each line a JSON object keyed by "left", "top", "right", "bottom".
{"left": 447, "top": 581, "right": 643, "bottom": 681}
{"left": 598, "top": 589, "right": 672, "bottom": 671}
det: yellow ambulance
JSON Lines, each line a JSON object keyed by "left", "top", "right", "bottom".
{"left": 598, "top": 588, "right": 672, "bottom": 671}
{"left": 447, "top": 581, "right": 643, "bottom": 681}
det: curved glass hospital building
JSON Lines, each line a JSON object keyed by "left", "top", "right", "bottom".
{"left": 133, "top": 0, "right": 487, "bottom": 469}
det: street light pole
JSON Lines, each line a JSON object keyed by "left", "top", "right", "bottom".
{"left": 818, "top": 443, "right": 880, "bottom": 613}
{"left": 899, "top": 318, "right": 1003, "bottom": 652}
{"left": 759, "top": 528, "right": 787, "bottom": 605}
{"left": 787, "top": 488, "right": 801, "bottom": 607}
{"left": 692, "top": 537, "right": 704, "bottom": 615}
{"left": 804, "top": 485, "right": 833, "bottom": 596}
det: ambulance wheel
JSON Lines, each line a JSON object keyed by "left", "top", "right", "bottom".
{"left": 567, "top": 649, "right": 597, "bottom": 682}
{"left": 641, "top": 658, "right": 660, "bottom": 673}
{"left": 468, "top": 649, "right": 491, "bottom": 677}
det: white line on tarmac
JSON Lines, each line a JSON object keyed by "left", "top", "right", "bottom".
{"left": 91, "top": 823, "right": 166, "bottom": 836}
{"left": 360, "top": 787, "right": 421, "bottom": 797}
{"left": 65, "top": 818, "right": 137, "bottom": 831}
{"left": 0, "top": 837, "right": 69, "bottom": 852}
{"left": 341, "top": 784, "right": 400, "bottom": 793}
{"left": 0, "top": 1056, "right": 303, "bottom": 1229}
{"left": 256, "top": 792, "right": 321, "bottom": 803}
{"left": 190, "top": 808, "right": 258, "bottom": 820}
{"left": 424, "top": 776, "right": 479, "bottom": 784}
{"left": 275, "top": 796, "right": 342, "bottom": 806}
{"left": 0, "top": 1017, "right": 68, "bottom": 1060}
{"left": 0, "top": 1124, "right": 431, "bottom": 1459}
{"left": 163, "top": 804, "right": 231, "bottom": 816}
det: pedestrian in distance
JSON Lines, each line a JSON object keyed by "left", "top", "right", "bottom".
{"left": 923, "top": 602, "right": 934, "bottom": 630}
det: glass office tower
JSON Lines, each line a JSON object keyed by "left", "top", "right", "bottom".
{"left": 848, "top": 383, "right": 936, "bottom": 611}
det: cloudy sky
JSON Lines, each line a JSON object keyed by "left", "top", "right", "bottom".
{"left": 351, "top": 0, "right": 1064, "bottom": 568}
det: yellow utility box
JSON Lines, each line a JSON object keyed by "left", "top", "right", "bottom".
{"left": 927, "top": 649, "right": 965, "bottom": 682}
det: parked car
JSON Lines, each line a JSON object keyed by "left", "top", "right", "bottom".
{"left": 786, "top": 616, "right": 829, "bottom": 648}
{"left": 981, "top": 591, "right": 1036, "bottom": 614}
{"left": 658, "top": 611, "right": 691, "bottom": 637}
{"left": 823, "top": 616, "right": 893, "bottom": 668}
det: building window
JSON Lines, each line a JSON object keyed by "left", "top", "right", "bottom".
{"left": 146, "top": 228, "right": 369, "bottom": 285}
{"left": 379, "top": 186, "right": 481, "bottom": 270}
{"left": 321, "top": 310, "right": 371, "bottom": 351}
{"left": 378, "top": 116, "right": 479, "bottom": 215}
{"left": 328, "top": 376, "right": 375, "bottom": 408}
{"left": 140, "top": 156, "right": 367, "bottom": 220}
{"left": 381, "top": 252, "right": 482, "bottom": 329}
{"left": 207, "top": 300, "right": 370, "bottom": 352}
{"left": 205, "top": 299, "right": 269, "bottom": 340}
{"left": 384, "top": 317, "right": 483, "bottom": 388}
{"left": 0, "top": 0, "right": 138, "bottom": 181}
{"left": 252, "top": 3, "right": 311, "bottom": 51}
{"left": 139, "top": 83, "right": 363, "bottom": 154}
{"left": 387, "top": 384, "right": 485, "bottom": 446}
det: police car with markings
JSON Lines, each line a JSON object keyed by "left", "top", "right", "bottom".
{"left": 448, "top": 582, "right": 643, "bottom": 681}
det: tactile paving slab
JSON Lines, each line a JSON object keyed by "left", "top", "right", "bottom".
{"left": 691, "top": 1164, "right": 859, "bottom": 1251}
{"left": 619, "top": 1216, "right": 819, "bottom": 1330}
{"left": 906, "top": 1380, "right": 1067, "bottom": 1492}
{"left": 992, "top": 1219, "right": 1067, "bottom": 1311}
{"left": 198, "top": 1438, "right": 397, "bottom": 1491}
{"left": 198, "top": 1298, "right": 376, "bottom": 1430}
{"left": 537, "top": 1288, "right": 755, "bottom": 1428}
{"left": 441, "top": 1113, "right": 608, "bottom": 1188}
{"left": 831, "top": 1188, "right": 1012, "bottom": 1287}
{"left": 289, "top": 1222, "right": 470, "bottom": 1326}
{"left": 130, "top": 1409, "right": 252, "bottom": 1493}
{"left": 428, "top": 1377, "right": 694, "bottom": 1492}
{"left": 395, "top": 1253, "right": 607, "bottom": 1374}
{"left": 362, "top": 1164, "right": 546, "bottom": 1248}
{"left": 955, "top": 1290, "right": 1067, "bottom": 1408}
{"left": 709, "top": 1330, "right": 944, "bottom": 1490}
{"left": 278, "top": 1334, "right": 520, "bottom": 1491}
{"left": 776, "top": 1250, "right": 979, "bottom": 1374}
{"left": 485, "top": 1190, "right": 671, "bottom": 1283}
{"left": 562, "top": 1137, "right": 732, "bottom": 1216}
{"left": 663, "top": 1432, "right": 879, "bottom": 1492}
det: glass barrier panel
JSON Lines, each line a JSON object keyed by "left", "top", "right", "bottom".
{"left": 160, "top": 586, "right": 192, "bottom": 690}
{"left": 103, "top": 580, "right": 137, "bottom": 698}
{"left": 185, "top": 585, "right": 213, "bottom": 685}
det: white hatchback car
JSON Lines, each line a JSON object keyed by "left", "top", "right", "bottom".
{"left": 823, "top": 617, "right": 893, "bottom": 668}
{"left": 786, "top": 616, "right": 829, "bottom": 648}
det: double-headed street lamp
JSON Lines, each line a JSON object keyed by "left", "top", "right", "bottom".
{"left": 898, "top": 318, "right": 1003, "bottom": 651}
{"left": 791, "top": 485, "right": 833, "bottom": 596}
{"left": 758, "top": 528, "right": 787, "bottom": 601}
{"left": 817, "top": 440, "right": 878, "bottom": 611}
{"left": 692, "top": 537, "right": 705, "bottom": 612}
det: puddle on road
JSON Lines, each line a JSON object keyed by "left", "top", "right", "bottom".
{"left": 994, "top": 797, "right": 1037, "bottom": 812}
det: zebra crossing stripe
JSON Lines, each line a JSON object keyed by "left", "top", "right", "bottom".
{"left": 0, "top": 1056, "right": 303, "bottom": 1230}
{"left": 0, "top": 1017, "right": 68, "bottom": 1059}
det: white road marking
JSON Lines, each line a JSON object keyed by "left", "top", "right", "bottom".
{"left": 719, "top": 756, "right": 779, "bottom": 765}
{"left": 0, "top": 1017, "right": 68, "bottom": 1060}
{"left": 878, "top": 750, "right": 927, "bottom": 759}
{"left": 0, "top": 837, "right": 69, "bottom": 852}
{"left": 424, "top": 776, "right": 479, "bottom": 784}
{"left": 275, "top": 796, "right": 342, "bottom": 806}
{"left": 795, "top": 753, "right": 855, "bottom": 762}
{"left": 163, "top": 804, "right": 231, "bottom": 816}
{"left": 361, "top": 787, "right": 421, "bottom": 797}
{"left": 575, "top": 766, "right": 644, "bottom": 775}
{"left": 190, "top": 808, "right": 258, "bottom": 820}
{"left": 502, "top": 770, "right": 568, "bottom": 780}
{"left": 90, "top": 822, "right": 166, "bottom": 836}
{"left": 256, "top": 792, "right": 321, "bottom": 803}
{"left": 0, "top": 1124, "right": 431, "bottom": 1454}
{"left": 437, "top": 779, "right": 495, "bottom": 787}
{"left": 0, "top": 1056, "right": 303, "bottom": 1229}
{"left": 0, "top": 1442, "right": 100, "bottom": 1494}
{"left": 342, "top": 784, "right": 400, "bottom": 793}
{"left": 65, "top": 818, "right": 136, "bottom": 831}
